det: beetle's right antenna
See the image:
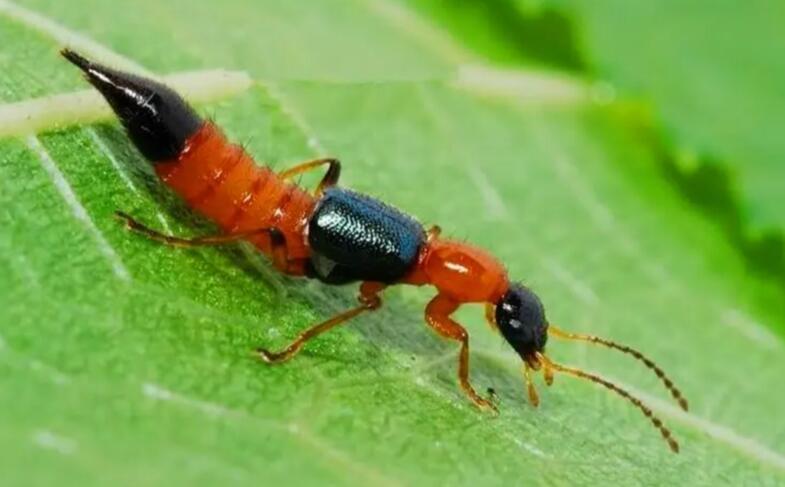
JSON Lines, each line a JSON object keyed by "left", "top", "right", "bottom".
{"left": 548, "top": 324, "right": 688, "bottom": 411}
{"left": 536, "top": 352, "right": 680, "bottom": 453}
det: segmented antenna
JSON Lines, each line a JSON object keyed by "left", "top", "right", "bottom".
{"left": 548, "top": 325, "right": 688, "bottom": 411}
{"left": 537, "top": 353, "right": 680, "bottom": 453}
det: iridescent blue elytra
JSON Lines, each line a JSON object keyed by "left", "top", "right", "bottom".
{"left": 307, "top": 188, "right": 426, "bottom": 284}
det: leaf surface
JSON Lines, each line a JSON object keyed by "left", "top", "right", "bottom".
{"left": 1, "top": 1, "right": 784, "bottom": 486}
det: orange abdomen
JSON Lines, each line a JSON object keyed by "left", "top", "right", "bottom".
{"left": 155, "top": 122, "right": 316, "bottom": 264}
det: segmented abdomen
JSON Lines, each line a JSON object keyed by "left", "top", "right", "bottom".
{"left": 155, "top": 122, "right": 316, "bottom": 264}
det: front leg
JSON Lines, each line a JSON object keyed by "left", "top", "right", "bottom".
{"left": 425, "top": 294, "right": 497, "bottom": 413}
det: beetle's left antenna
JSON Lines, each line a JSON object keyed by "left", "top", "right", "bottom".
{"left": 536, "top": 352, "right": 680, "bottom": 453}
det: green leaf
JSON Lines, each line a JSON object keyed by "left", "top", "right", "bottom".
{"left": 1, "top": 1, "right": 784, "bottom": 486}
{"left": 546, "top": 0, "right": 785, "bottom": 230}
{"left": 405, "top": 0, "right": 785, "bottom": 299}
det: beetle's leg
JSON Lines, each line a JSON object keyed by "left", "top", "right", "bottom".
{"left": 115, "top": 211, "right": 277, "bottom": 248}
{"left": 426, "top": 225, "right": 442, "bottom": 242}
{"left": 257, "top": 281, "right": 385, "bottom": 363}
{"left": 115, "top": 211, "right": 307, "bottom": 276}
{"left": 116, "top": 212, "right": 309, "bottom": 275}
{"left": 278, "top": 157, "right": 340, "bottom": 196}
{"left": 425, "top": 294, "right": 497, "bottom": 413}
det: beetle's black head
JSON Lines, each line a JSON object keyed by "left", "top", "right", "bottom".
{"left": 493, "top": 284, "right": 688, "bottom": 454}
{"left": 495, "top": 283, "right": 548, "bottom": 364}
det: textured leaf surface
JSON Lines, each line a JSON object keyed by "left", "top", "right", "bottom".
{"left": 546, "top": 0, "right": 785, "bottom": 232}
{"left": 1, "top": 1, "right": 784, "bottom": 486}
{"left": 406, "top": 0, "right": 785, "bottom": 290}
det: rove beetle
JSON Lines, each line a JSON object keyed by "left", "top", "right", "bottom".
{"left": 62, "top": 49, "right": 688, "bottom": 452}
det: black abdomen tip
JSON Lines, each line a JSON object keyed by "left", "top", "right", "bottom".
{"left": 61, "top": 48, "right": 202, "bottom": 162}
{"left": 61, "top": 48, "right": 91, "bottom": 70}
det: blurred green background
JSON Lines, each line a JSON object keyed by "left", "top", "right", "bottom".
{"left": 0, "top": 1, "right": 783, "bottom": 486}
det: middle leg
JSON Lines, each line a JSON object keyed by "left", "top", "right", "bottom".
{"left": 257, "top": 281, "right": 385, "bottom": 363}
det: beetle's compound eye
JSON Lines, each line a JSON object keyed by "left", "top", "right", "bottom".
{"left": 495, "top": 284, "right": 548, "bottom": 361}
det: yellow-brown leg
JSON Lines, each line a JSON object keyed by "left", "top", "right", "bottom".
{"left": 426, "top": 225, "right": 442, "bottom": 242}
{"left": 257, "top": 281, "right": 385, "bottom": 363}
{"left": 115, "top": 211, "right": 273, "bottom": 248}
{"left": 116, "top": 212, "right": 307, "bottom": 274}
{"left": 425, "top": 294, "right": 497, "bottom": 413}
{"left": 278, "top": 157, "right": 340, "bottom": 196}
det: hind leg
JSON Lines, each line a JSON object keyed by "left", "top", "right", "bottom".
{"left": 278, "top": 157, "right": 341, "bottom": 196}
{"left": 115, "top": 212, "right": 305, "bottom": 274}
